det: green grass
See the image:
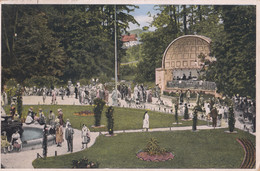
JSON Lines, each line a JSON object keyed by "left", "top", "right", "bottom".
{"left": 4, "top": 105, "right": 208, "bottom": 131}
{"left": 32, "top": 128, "right": 255, "bottom": 168}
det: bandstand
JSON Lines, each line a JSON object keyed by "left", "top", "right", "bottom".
{"left": 155, "top": 35, "right": 216, "bottom": 94}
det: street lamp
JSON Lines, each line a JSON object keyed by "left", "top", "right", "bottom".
{"left": 114, "top": 5, "right": 118, "bottom": 106}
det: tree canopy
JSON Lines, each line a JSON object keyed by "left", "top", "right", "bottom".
{"left": 2, "top": 5, "right": 139, "bottom": 86}
{"left": 2, "top": 5, "right": 256, "bottom": 99}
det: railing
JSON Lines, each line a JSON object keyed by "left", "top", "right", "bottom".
{"left": 167, "top": 80, "right": 216, "bottom": 90}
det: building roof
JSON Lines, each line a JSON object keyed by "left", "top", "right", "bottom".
{"left": 121, "top": 34, "right": 137, "bottom": 42}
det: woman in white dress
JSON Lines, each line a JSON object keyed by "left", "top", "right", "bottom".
{"left": 143, "top": 111, "right": 149, "bottom": 132}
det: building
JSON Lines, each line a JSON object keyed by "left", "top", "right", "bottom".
{"left": 155, "top": 35, "right": 216, "bottom": 94}
{"left": 121, "top": 34, "right": 138, "bottom": 48}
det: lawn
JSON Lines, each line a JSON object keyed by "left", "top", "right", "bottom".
{"left": 32, "top": 128, "right": 255, "bottom": 168}
{"left": 4, "top": 105, "right": 208, "bottom": 131}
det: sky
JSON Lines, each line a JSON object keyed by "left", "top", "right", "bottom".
{"left": 128, "top": 4, "right": 157, "bottom": 31}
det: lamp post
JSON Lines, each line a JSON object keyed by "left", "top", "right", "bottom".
{"left": 114, "top": 5, "right": 118, "bottom": 106}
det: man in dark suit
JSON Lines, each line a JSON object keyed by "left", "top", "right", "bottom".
{"left": 211, "top": 105, "right": 218, "bottom": 129}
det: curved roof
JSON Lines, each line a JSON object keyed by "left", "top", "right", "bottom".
{"left": 162, "top": 35, "right": 211, "bottom": 68}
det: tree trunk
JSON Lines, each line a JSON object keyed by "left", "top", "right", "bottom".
{"left": 183, "top": 5, "right": 187, "bottom": 35}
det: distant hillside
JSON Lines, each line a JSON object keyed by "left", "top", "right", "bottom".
{"left": 128, "top": 29, "right": 143, "bottom": 37}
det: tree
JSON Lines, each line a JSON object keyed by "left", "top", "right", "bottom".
{"left": 93, "top": 98, "right": 106, "bottom": 127}
{"left": 105, "top": 106, "right": 114, "bottom": 135}
{"left": 174, "top": 102, "right": 179, "bottom": 124}
{"left": 192, "top": 108, "right": 198, "bottom": 131}
{"left": 2, "top": 5, "right": 67, "bottom": 84}
{"left": 184, "top": 104, "right": 189, "bottom": 119}
{"left": 2, "top": 5, "right": 139, "bottom": 85}
{"left": 228, "top": 105, "right": 235, "bottom": 132}
{"left": 208, "top": 5, "right": 256, "bottom": 99}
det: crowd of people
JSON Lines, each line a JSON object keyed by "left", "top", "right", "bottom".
{"left": 1, "top": 105, "right": 92, "bottom": 154}
{"left": 1, "top": 81, "right": 256, "bottom": 155}
{"left": 233, "top": 95, "right": 256, "bottom": 132}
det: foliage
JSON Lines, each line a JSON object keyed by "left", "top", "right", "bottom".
{"left": 2, "top": 5, "right": 67, "bottom": 84}
{"left": 228, "top": 106, "right": 235, "bottom": 132}
{"left": 174, "top": 102, "right": 178, "bottom": 124}
{"left": 72, "top": 157, "right": 99, "bottom": 168}
{"left": 78, "top": 78, "right": 90, "bottom": 86}
{"left": 120, "top": 64, "right": 137, "bottom": 81}
{"left": 143, "top": 137, "right": 167, "bottom": 156}
{"left": 98, "top": 73, "right": 111, "bottom": 84}
{"left": 6, "top": 87, "right": 17, "bottom": 105}
{"left": 105, "top": 106, "right": 114, "bottom": 135}
{"left": 23, "top": 76, "right": 60, "bottom": 88}
{"left": 2, "top": 5, "right": 139, "bottom": 85}
{"left": 207, "top": 6, "right": 256, "bottom": 99}
{"left": 93, "top": 98, "right": 106, "bottom": 126}
{"left": 135, "top": 30, "right": 174, "bottom": 82}
{"left": 5, "top": 79, "right": 18, "bottom": 88}
{"left": 121, "top": 44, "right": 142, "bottom": 63}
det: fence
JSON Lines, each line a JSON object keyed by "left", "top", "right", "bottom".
{"left": 167, "top": 80, "right": 216, "bottom": 90}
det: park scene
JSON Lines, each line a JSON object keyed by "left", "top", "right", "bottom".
{"left": 1, "top": 4, "right": 256, "bottom": 169}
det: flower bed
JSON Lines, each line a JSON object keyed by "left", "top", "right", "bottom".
{"left": 136, "top": 151, "right": 174, "bottom": 162}
{"left": 136, "top": 137, "right": 175, "bottom": 162}
{"left": 73, "top": 110, "right": 94, "bottom": 116}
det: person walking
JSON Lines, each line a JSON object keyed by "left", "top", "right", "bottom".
{"left": 65, "top": 123, "right": 74, "bottom": 152}
{"left": 55, "top": 123, "right": 63, "bottom": 147}
{"left": 81, "top": 124, "right": 90, "bottom": 149}
{"left": 57, "top": 109, "right": 64, "bottom": 126}
{"left": 42, "top": 90, "right": 46, "bottom": 103}
{"left": 186, "top": 89, "right": 191, "bottom": 104}
{"left": 51, "top": 89, "right": 56, "bottom": 105}
{"left": 211, "top": 105, "right": 218, "bottom": 129}
{"left": 143, "top": 111, "right": 149, "bottom": 132}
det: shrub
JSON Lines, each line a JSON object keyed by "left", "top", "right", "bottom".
{"left": 174, "top": 103, "right": 178, "bottom": 124}
{"left": 98, "top": 73, "right": 111, "bottom": 84}
{"left": 106, "top": 106, "right": 114, "bottom": 135}
{"left": 93, "top": 98, "right": 106, "bottom": 126}
{"left": 24, "top": 76, "right": 60, "bottom": 88}
{"left": 78, "top": 78, "right": 90, "bottom": 86}
{"left": 6, "top": 87, "right": 17, "bottom": 105}
{"left": 228, "top": 106, "right": 235, "bottom": 132}
{"left": 143, "top": 137, "right": 167, "bottom": 156}
{"left": 184, "top": 105, "right": 189, "bottom": 119}
{"left": 5, "top": 78, "right": 18, "bottom": 88}
{"left": 72, "top": 157, "right": 99, "bottom": 168}
{"left": 192, "top": 106, "right": 198, "bottom": 131}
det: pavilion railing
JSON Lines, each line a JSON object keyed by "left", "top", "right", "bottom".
{"left": 167, "top": 80, "right": 216, "bottom": 90}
